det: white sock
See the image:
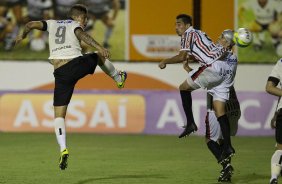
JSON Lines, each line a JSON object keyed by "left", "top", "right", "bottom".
{"left": 99, "top": 59, "right": 121, "bottom": 82}
{"left": 271, "top": 150, "right": 282, "bottom": 180}
{"left": 54, "top": 117, "right": 66, "bottom": 152}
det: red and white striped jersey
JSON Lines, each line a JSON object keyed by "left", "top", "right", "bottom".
{"left": 180, "top": 27, "right": 226, "bottom": 65}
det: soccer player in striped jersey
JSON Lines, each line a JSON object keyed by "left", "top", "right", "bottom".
{"left": 159, "top": 14, "right": 237, "bottom": 162}
{"left": 205, "top": 86, "right": 241, "bottom": 182}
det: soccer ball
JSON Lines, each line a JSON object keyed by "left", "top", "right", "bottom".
{"left": 233, "top": 28, "right": 253, "bottom": 47}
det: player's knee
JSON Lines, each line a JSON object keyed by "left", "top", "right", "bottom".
{"left": 179, "top": 81, "right": 189, "bottom": 90}
{"left": 178, "top": 84, "right": 184, "bottom": 90}
{"left": 205, "top": 138, "right": 211, "bottom": 144}
{"left": 96, "top": 53, "right": 105, "bottom": 66}
{"left": 277, "top": 144, "right": 282, "bottom": 150}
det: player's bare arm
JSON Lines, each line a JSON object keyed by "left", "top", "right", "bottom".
{"left": 75, "top": 28, "right": 110, "bottom": 59}
{"left": 266, "top": 80, "right": 282, "bottom": 97}
{"left": 159, "top": 50, "right": 187, "bottom": 69}
{"left": 14, "top": 21, "right": 44, "bottom": 46}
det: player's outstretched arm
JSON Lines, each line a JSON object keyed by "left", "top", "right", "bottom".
{"left": 158, "top": 50, "right": 187, "bottom": 69}
{"left": 14, "top": 21, "right": 45, "bottom": 46}
{"left": 266, "top": 80, "right": 282, "bottom": 97}
{"left": 75, "top": 28, "right": 110, "bottom": 59}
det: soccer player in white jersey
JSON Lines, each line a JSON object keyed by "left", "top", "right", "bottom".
{"left": 239, "top": 0, "right": 281, "bottom": 50}
{"left": 14, "top": 4, "right": 127, "bottom": 170}
{"left": 266, "top": 58, "right": 282, "bottom": 184}
{"left": 159, "top": 14, "right": 237, "bottom": 162}
{"left": 205, "top": 86, "right": 241, "bottom": 182}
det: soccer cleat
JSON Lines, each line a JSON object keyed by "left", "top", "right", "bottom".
{"left": 59, "top": 148, "right": 69, "bottom": 170}
{"left": 218, "top": 164, "right": 234, "bottom": 182}
{"left": 178, "top": 123, "right": 198, "bottom": 138}
{"left": 270, "top": 178, "right": 278, "bottom": 184}
{"left": 218, "top": 146, "right": 235, "bottom": 164}
{"left": 116, "top": 71, "right": 127, "bottom": 89}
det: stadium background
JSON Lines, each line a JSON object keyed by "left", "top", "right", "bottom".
{"left": 0, "top": 0, "right": 281, "bottom": 184}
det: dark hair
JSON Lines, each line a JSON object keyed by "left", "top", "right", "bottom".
{"left": 68, "top": 4, "right": 88, "bottom": 18}
{"left": 176, "top": 14, "right": 192, "bottom": 25}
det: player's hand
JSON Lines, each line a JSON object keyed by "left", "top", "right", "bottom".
{"left": 13, "top": 35, "right": 24, "bottom": 47}
{"left": 271, "top": 112, "right": 278, "bottom": 129}
{"left": 183, "top": 60, "right": 192, "bottom": 72}
{"left": 159, "top": 62, "right": 166, "bottom": 69}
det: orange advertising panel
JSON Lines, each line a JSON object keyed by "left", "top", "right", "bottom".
{"left": 0, "top": 94, "right": 145, "bottom": 133}
{"left": 128, "top": 0, "right": 235, "bottom": 61}
{"left": 201, "top": 0, "right": 234, "bottom": 41}
{"left": 128, "top": 0, "right": 193, "bottom": 61}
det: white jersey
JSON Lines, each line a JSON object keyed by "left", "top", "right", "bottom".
{"left": 187, "top": 51, "right": 238, "bottom": 101}
{"left": 180, "top": 27, "right": 226, "bottom": 65}
{"left": 208, "top": 52, "right": 238, "bottom": 100}
{"left": 275, "top": 0, "right": 282, "bottom": 13}
{"left": 46, "top": 20, "right": 83, "bottom": 60}
{"left": 269, "top": 58, "right": 282, "bottom": 110}
{"left": 242, "top": 0, "right": 279, "bottom": 25}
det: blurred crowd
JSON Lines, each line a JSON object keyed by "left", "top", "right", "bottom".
{"left": 238, "top": 0, "right": 282, "bottom": 56}
{"left": 0, "top": 0, "right": 123, "bottom": 52}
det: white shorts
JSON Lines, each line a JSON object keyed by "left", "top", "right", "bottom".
{"left": 187, "top": 61, "right": 236, "bottom": 101}
{"left": 208, "top": 85, "right": 229, "bottom": 102}
{"left": 205, "top": 111, "right": 240, "bottom": 142}
{"left": 187, "top": 64, "right": 223, "bottom": 90}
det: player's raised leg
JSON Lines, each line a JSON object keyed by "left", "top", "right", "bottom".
{"left": 97, "top": 54, "right": 127, "bottom": 88}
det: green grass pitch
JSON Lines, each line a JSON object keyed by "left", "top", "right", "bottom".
{"left": 0, "top": 133, "right": 275, "bottom": 184}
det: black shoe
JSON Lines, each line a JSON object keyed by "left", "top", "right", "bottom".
{"left": 270, "top": 178, "right": 278, "bottom": 184}
{"left": 218, "top": 164, "right": 234, "bottom": 182}
{"left": 178, "top": 123, "right": 198, "bottom": 138}
{"left": 219, "top": 146, "right": 235, "bottom": 164}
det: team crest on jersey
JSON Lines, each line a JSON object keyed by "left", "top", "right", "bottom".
{"left": 226, "top": 53, "right": 237, "bottom": 66}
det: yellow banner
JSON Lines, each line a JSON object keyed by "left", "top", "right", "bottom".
{"left": 0, "top": 94, "right": 145, "bottom": 133}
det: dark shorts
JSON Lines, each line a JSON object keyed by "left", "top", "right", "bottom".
{"left": 53, "top": 53, "right": 98, "bottom": 106}
{"left": 276, "top": 109, "right": 282, "bottom": 144}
